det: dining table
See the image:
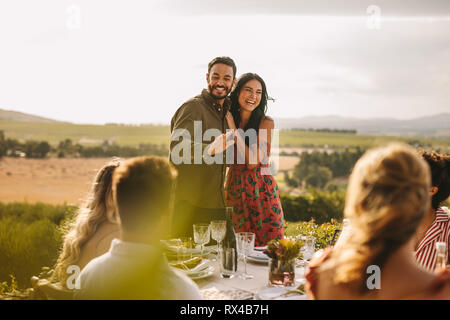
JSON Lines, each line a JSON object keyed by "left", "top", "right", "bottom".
{"left": 190, "top": 251, "right": 308, "bottom": 300}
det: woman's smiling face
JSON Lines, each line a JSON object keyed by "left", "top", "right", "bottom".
{"left": 238, "top": 79, "right": 263, "bottom": 113}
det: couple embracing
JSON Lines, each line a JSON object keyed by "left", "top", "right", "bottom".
{"left": 170, "top": 56, "right": 284, "bottom": 246}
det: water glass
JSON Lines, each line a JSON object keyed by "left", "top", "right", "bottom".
{"left": 435, "top": 242, "right": 448, "bottom": 271}
{"left": 300, "top": 236, "right": 316, "bottom": 261}
{"left": 236, "top": 232, "right": 255, "bottom": 280}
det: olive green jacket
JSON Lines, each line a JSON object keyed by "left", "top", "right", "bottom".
{"left": 170, "top": 89, "right": 230, "bottom": 209}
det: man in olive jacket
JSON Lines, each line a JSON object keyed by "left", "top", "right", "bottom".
{"left": 169, "top": 57, "right": 237, "bottom": 237}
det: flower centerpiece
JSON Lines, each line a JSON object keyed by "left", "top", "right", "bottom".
{"left": 264, "top": 238, "right": 303, "bottom": 287}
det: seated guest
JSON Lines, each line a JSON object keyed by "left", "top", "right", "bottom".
{"left": 32, "top": 160, "right": 121, "bottom": 298}
{"left": 74, "top": 156, "right": 202, "bottom": 300}
{"left": 415, "top": 151, "right": 450, "bottom": 271}
{"left": 305, "top": 144, "right": 450, "bottom": 299}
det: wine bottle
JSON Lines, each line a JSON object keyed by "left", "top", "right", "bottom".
{"left": 220, "top": 207, "right": 237, "bottom": 278}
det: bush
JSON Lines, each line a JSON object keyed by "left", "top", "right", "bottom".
{"left": 0, "top": 217, "right": 62, "bottom": 287}
{"left": 285, "top": 219, "right": 343, "bottom": 249}
{"left": 281, "top": 188, "right": 345, "bottom": 224}
{"left": 0, "top": 202, "right": 75, "bottom": 225}
{"left": 0, "top": 202, "right": 76, "bottom": 288}
{"left": 291, "top": 148, "right": 365, "bottom": 189}
{"left": 305, "top": 165, "right": 332, "bottom": 189}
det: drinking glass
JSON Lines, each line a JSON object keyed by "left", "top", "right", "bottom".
{"left": 300, "top": 236, "right": 316, "bottom": 261}
{"left": 435, "top": 242, "right": 448, "bottom": 271}
{"left": 210, "top": 220, "right": 226, "bottom": 257}
{"left": 193, "top": 224, "right": 210, "bottom": 257}
{"left": 177, "top": 237, "right": 193, "bottom": 262}
{"left": 236, "top": 232, "right": 255, "bottom": 280}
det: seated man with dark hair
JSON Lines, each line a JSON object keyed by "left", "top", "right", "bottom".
{"left": 74, "top": 156, "right": 201, "bottom": 300}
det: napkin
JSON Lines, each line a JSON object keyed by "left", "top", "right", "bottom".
{"left": 201, "top": 286, "right": 254, "bottom": 300}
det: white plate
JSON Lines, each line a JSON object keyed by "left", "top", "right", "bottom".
{"left": 188, "top": 266, "right": 215, "bottom": 280}
{"left": 247, "top": 252, "right": 269, "bottom": 264}
{"left": 254, "top": 246, "right": 267, "bottom": 251}
{"left": 249, "top": 251, "right": 269, "bottom": 260}
{"left": 255, "top": 286, "right": 307, "bottom": 300}
{"left": 161, "top": 240, "right": 213, "bottom": 258}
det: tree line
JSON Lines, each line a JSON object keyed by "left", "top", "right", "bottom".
{"left": 284, "top": 147, "right": 366, "bottom": 189}
{"left": 0, "top": 131, "right": 168, "bottom": 159}
{"left": 287, "top": 128, "right": 357, "bottom": 134}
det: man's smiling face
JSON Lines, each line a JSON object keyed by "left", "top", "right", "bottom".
{"left": 206, "top": 63, "right": 235, "bottom": 101}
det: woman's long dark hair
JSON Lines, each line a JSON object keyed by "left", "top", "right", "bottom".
{"left": 229, "top": 73, "right": 269, "bottom": 135}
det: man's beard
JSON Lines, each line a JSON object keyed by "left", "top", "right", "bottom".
{"left": 208, "top": 84, "right": 230, "bottom": 100}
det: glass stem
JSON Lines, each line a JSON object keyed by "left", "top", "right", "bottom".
{"left": 244, "top": 255, "right": 247, "bottom": 275}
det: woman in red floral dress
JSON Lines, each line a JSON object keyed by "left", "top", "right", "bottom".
{"left": 224, "top": 73, "right": 284, "bottom": 246}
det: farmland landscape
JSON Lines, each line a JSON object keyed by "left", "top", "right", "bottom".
{"left": 1, "top": 109, "right": 449, "bottom": 298}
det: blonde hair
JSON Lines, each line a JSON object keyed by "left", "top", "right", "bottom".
{"left": 52, "top": 159, "right": 120, "bottom": 286}
{"left": 328, "top": 144, "right": 431, "bottom": 293}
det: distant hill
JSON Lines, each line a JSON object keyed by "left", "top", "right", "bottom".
{"left": 275, "top": 113, "right": 450, "bottom": 138}
{"left": 0, "top": 109, "right": 61, "bottom": 123}
{"left": 1, "top": 108, "right": 449, "bottom": 138}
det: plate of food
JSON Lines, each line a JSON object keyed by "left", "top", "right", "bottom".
{"left": 160, "top": 239, "right": 213, "bottom": 260}
{"left": 170, "top": 257, "right": 215, "bottom": 280}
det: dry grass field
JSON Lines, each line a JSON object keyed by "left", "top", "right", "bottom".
{"left": 0, "top": 156, "right": 299, "bottom": 205}
{"left": 0, "top": 158, "right": 113, "bottom": 205}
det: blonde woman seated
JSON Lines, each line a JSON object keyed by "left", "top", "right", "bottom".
{"left": 305, "top": 144, "right": 450, "bottom": 300}
{"left": 32, "top": 159, "right": 121, "bottom": 299}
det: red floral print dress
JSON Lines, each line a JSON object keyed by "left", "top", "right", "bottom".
{"left": 224, "top": 141, "right": 285, "bottom": 246}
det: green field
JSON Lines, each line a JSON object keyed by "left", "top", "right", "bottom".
{"left": 0, "top": 121, "right": 170, "bottom": 147}
{"left": 1, "top": 120, "right": 449, "bottom": 151}
{"left": 279, "top": 130, "right": 450, "bottom": 152}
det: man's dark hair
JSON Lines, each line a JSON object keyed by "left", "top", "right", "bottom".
{"left": 419, "top": 150, "right": 450, "bottom": 209}
{"left": 112, "top": 156, "right": 177, "bottom": 231}
{"left": 208, "top": 56, "right": 237, "bottom": 78}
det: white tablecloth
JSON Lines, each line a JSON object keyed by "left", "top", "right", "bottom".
{"left": 193, "top": 256, "right": 307, "bottom": 300}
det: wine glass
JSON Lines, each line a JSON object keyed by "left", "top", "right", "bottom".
{"left": 193, "top": 223, "right": 210, "bottom": 257}
{"left": 236, "top": 232, "right": 255, "bottom": 280}
{"left": 210, "top": 220, "right": 226, "bottom": 259}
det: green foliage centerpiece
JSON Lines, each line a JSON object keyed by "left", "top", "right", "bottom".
{"left": 264, "top": 238, "right": 303, "bottom": 287}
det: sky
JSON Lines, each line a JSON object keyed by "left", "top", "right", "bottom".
{"left": 0, "top": 1, "right": 449, "bottom": 125}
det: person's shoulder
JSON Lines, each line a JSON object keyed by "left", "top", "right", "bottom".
{"left": 262, "top": 115, "right": 274, "bottom": 122}
{"left": 74, "top": 251, "right": 116, "bottom": 299}
{"left": 80, "top": 251, "right": 113, "bottom": 278}
{"left": 173, "top": 95, "right": 204, "bottom": 120}
{"left": 95, "top": 224, "right": 120, "bottom": 257}
{"left": 168, "top": 268, "right": 202, "bottom": 299}
{"left": 259, "top": 116, "right": 275, "bottom": 129}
